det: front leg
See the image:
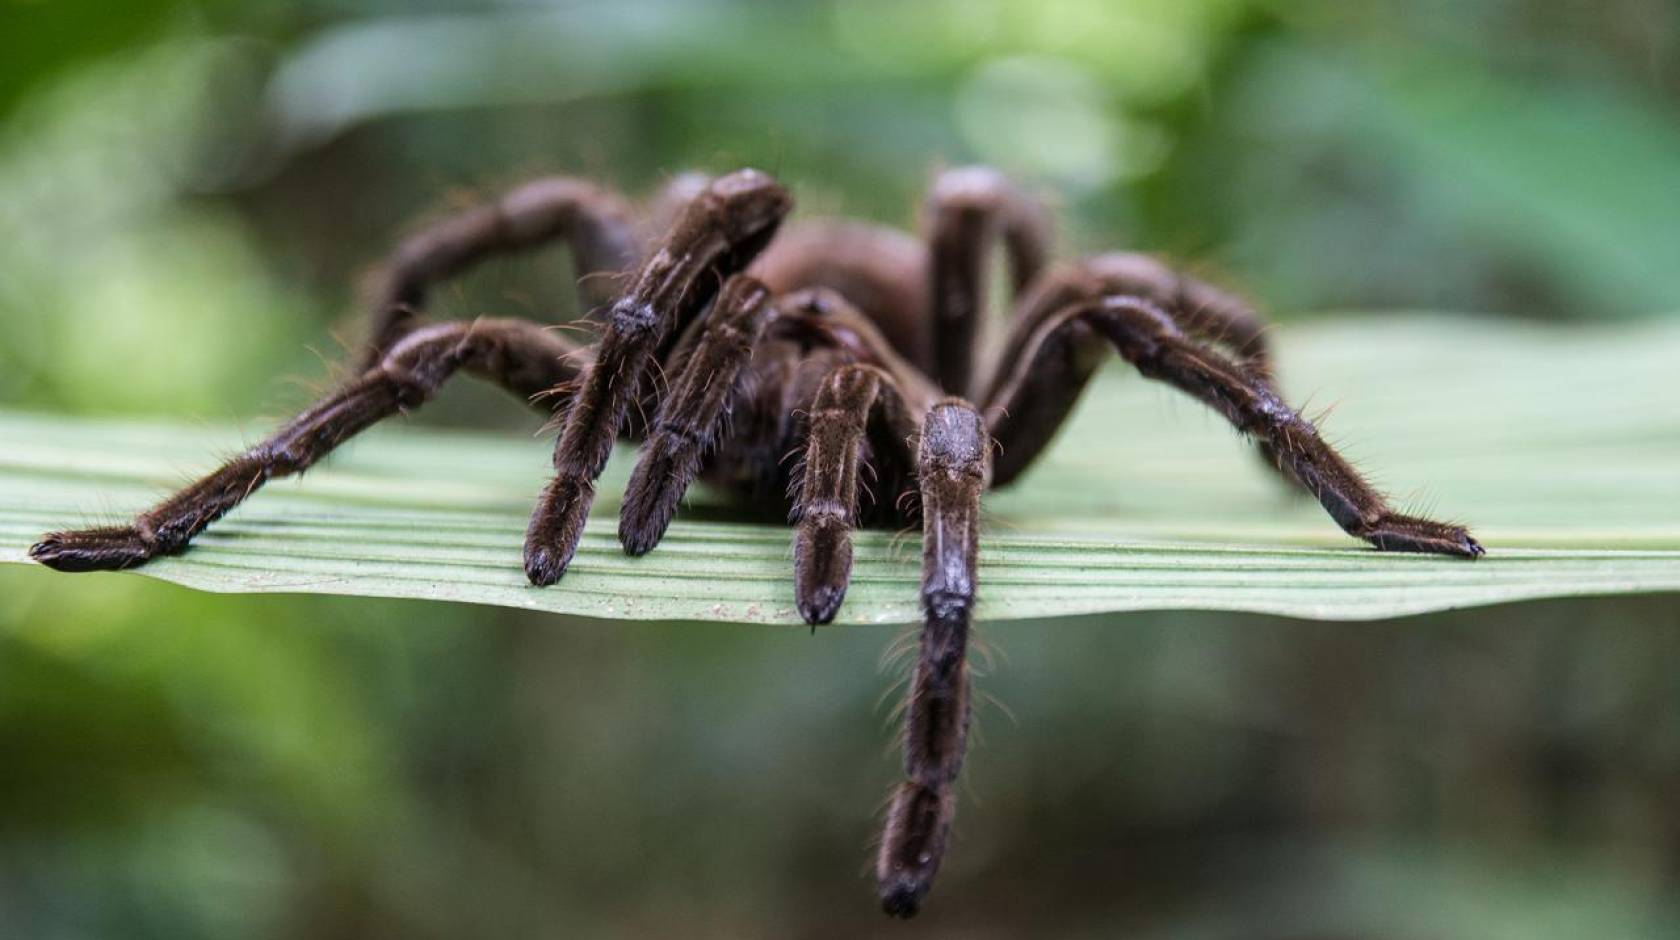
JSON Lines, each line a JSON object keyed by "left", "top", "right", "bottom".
{"left": 791, "top": 363, "right": 908, "bottom": 625}
{"left": 780, "top": 289, "right": 936, "bottom": 625}
{"left": 523, "top": 169, "right": 793, "bottom": 585}
{"left": 617, "top": 275, "right": 773, "bottom": 556}
{"left": 877, "top": 399, "right": 989, "bottom": 918}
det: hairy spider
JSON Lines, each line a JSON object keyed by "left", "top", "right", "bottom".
{"left": 31, "top": 166, "right": 1483, "bottom": 917}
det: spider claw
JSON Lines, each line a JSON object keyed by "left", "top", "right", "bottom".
{"left": 616, "top": 486, "right": 671, "bottom": 556}
{"left": 618, "top": 452, "right": 685, "bottom": 558}
{"left": 29, "top": 526, "right": 155, "bottom": 572}
{"left": 797, "top": 582, "right": 846, "bottom": 627}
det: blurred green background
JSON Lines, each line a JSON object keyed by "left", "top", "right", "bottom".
{"left": 3, "top": 0, "right": 1680, "bottom": 935}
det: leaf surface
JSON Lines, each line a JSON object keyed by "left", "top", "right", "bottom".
{"left": 3, "top": 317, "right": 1677, "bottom": 623}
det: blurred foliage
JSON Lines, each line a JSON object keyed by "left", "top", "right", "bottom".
{"left": 2, "top": 0, "right": 1679, "bottom": 936}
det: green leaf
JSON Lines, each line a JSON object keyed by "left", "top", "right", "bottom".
{"left": 3, "top": 316, "right": 1677, "bottom": 624}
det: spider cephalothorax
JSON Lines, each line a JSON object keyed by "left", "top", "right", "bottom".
{"left": 31, "top": 166, "right": 1483, "bottom": 917}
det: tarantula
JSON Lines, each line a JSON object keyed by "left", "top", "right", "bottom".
{"left": 31, "top": 166, "right": 1483, "bottom": 917}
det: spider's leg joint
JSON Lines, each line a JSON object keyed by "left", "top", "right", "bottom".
{"left": 922, "top": 588, "right": 973, "bottom": 646}
{"left": 918, "top": 401, "right": 988, "bottom": 476}
{"left": 609, "top": 298, "right": 659, "bottom": 339}
{"left": 710, "top": 168, "right": 795, "bottom": 239}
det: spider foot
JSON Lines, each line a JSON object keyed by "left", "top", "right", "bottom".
{"left": 524, "top": 476, "right": 594, "bottom": 585}
{"left": 618, "top": 450, "right": 686, "bottom": 558}
{"left": 616, "top": 516, "right": 669, "bottom": 557}
{"left": 1362, "top": 514, "right": 1484, "bottom": 558}
{"left": 30, "top": 526, "right": 157, "bottom": 572}
{"left": 793, "top": 515, "right": 853, "bottom": 625}
{"left": 876, "top": 781, "right": 951, "bottom": 919}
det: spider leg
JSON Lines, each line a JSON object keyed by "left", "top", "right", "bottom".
{"left": 977, "top": 264, "right": 1125, "bottom": 486}
{"left": 923, "top": 166, "right": 1052, "bottom": 396}
{"left": 618, "top": 275, "right": 773, "bottom": 555}
{"left": 523, "top": 169, "right": 793, "bottom": 585}
{"left": 985, "top": 294, "right": 1483, "bottom": 557}
{"left": 780, "top": 288, "right": 934, "bottom": 623}
{"left": 878, "top": 398, "right": 989, "bottom": 918}
{"left": 792, "top": 363, "right": 910, "bottom": 624}
{"left": 363, "top": 177, "right": 639, "bottom": 369}
{"left": 772, "top": 288, "right": 987, "bottom": 913}
{"left": 981, "top": 258, "right": 1293, "bottom": 486}
{"left": 1076, "top": 253, "right": 1299, "bottom": 479}
{"left": 31, "top": 319, "right": 588, "bottom": 572}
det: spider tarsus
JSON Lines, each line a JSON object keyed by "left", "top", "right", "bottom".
{"left": 1362, "top": 515, "right": 1485, "bottom": 558}
{"left": 794, "top": 516, "right": 853, "bottom": 625}
{"left": 616, "top": 521, "right": 664, "bottom": 558}
{"left": 616, "top": 484, "right": 675, "bottom": 557}
{"left": 876, "top": 780, "right": 952, "bottom": 919}
{"left": 29, "top": 527, "right": 154, "bottom": 572}
{"left": 619, "top": 441, "right": 685, "bottom": 556}
{"left": 524, "top": 477, "right": 595, "bottom": 585}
